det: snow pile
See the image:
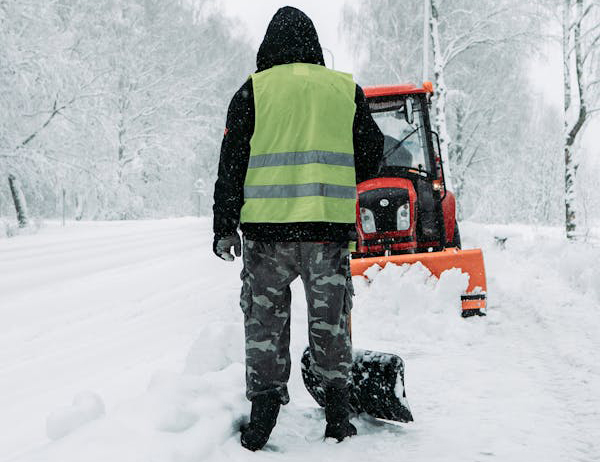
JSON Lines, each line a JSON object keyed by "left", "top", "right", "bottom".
{"left": 184, "top": 322, "right": 245, "bottom": 376}
{"left": 0, "top": 217, "right": 42, "bottom": 238}
{"left": 548, "top": 240, "right": 600, "bottom": 301}
{"left": 46, "top": 392, "right": 105, "bottom": 440}
{"left": 141, "top": 319, "right": 247, "bottom": 441}
{"left": 0, "top": 217, "right": 15, "bottom": 238}
{"left": 352, "top": 261, "right": 477, "bottom": 351}
{"left": 468, "top": 222, "right": 600, "bottom": 302}
{"left": 108, "top": 323, "right": 247, "bottom": 461}
{"left": 24, "top": 324, "right": 247, "bottom": 462}
{"left": 145, "top": 366, "right": 246, "bottom": 435}
{"left": 125, "top": 364, "right": 246, "bottom": 458}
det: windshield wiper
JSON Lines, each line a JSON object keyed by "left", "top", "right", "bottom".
{"left": 379, "top": 127, "right": 420, "bottom": 173}
{"left": 383, "top": 127, "right": 418, "bottom": 158}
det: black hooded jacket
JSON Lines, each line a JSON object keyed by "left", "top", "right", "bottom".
{"left": 213, "top": 6, "right": 383, "bottom": 242}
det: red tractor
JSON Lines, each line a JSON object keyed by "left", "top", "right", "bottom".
{"left": 351, "top": 83, "right": 487, "bottom": 317}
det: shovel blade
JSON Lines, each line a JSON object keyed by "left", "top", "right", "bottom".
{"left": 301, "top": 347, "right": 413, "bottom": 422}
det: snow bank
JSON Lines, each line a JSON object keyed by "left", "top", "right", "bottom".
{"left": 22, "top": 323, "right": 248, "bottom": 462}
{"left": 184, "top": 322, "right": 244, "bottom": 376}
{"left": 0, "top": 216, "right": 42, "bottom": 238}
{"left": 46, "top": 392, "right": 105, "bottom": 440}
{"left": 462, "top": 222, "right": 600, "bottom": 302}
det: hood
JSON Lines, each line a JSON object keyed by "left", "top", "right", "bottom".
{"left": 256, "top": 6, "right": 325, "bottom": 72}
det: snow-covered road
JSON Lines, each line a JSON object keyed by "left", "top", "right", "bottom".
{"left": 1, "top": 219, "right": 599, "bottom": 461}
{"left": 0, "top": 219, "right": 227, "bottom": 459}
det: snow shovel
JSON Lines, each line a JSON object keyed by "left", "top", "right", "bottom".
{"left": 301, "top": 347, "right": 413, "bottom": 422}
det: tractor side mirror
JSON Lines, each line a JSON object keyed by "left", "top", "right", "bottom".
{"left": 404, "top": 98, "right": 414, "bottom": 125}
{"left": 431, "top": 130, "right": 441, "bottom": 157}
{"left": 430, "top": 131, "right": 447, "bottom": 200}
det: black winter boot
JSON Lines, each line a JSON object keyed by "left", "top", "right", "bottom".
{"left": 240, "top": 391, "right": 281, "bottom": 451}
{"left": 324, "top": 386, "right": 357, "bottom": 442}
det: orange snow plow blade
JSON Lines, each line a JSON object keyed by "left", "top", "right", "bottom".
{"left": 351, "top": 248, "right": 487, "bottom": 317}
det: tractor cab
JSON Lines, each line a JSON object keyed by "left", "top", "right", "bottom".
{"left": 352, "top": 83, "right": 487, "bottom": 317}
{"left": 356, "top": 83, "right": 454, "bottom": 257}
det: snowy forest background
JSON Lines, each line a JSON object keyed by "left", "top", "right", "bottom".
{"left": 1, "top": 0, "right": 599, "bottom": 238}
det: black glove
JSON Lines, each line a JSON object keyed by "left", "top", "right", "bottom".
{"left": 213, "top": 233, "right": 241, "bottom": 261}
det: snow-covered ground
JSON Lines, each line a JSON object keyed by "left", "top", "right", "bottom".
{"left": 1, "top": 218, "right": 599, "bottom": 462}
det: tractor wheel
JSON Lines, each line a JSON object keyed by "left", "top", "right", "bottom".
{"left": 451, "top": 221, "right": 462, "bottom": 249}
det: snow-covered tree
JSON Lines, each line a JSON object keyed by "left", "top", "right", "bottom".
{"left": 0, "top": 0, "right": 252, "bottom": 223}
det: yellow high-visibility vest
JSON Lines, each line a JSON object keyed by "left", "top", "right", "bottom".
{"left": 240, "top": 63, "right": 357, "bottom": 224}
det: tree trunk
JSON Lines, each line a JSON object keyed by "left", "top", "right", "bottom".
{"left": 429, "top": 0, "right": 454, "bottom": 191}
{"left": 452, "top": 101, "right": 465, "bottom": 197}
{"left": 563, "top": 0, "right": 576, "bottom": 239}
{"left": 563, "top": 0, "right": 587, "bottom": 240}
{"left": 75, "top": 192, "right": 84, "bottom": 221}
{"left": 62, "top": 188, "right": 67, "bottom": 226}
{"left": 564, "top": 143, "right": 577, "bottom": 237}
{"left": 8, "top": 174, "right": 29, "bottom": 228}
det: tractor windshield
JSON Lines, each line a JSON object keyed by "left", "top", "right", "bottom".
{"left": 371, "top": 96, "right": 433, "bottom": 175}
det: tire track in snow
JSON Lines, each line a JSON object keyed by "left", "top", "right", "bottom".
{"left": 0, "top": 219, "right": 205, "bottom": 259}
{"left": 518, "top": 297, "right": 600, "bottom": 461}
{"left": 0, "top": 226, "right": 192, "bottom": 264}
{"left": 0, "top": 228, "right": 205, "bottom": 301}
{"left": 487, "top": 245, "right": 600, "bottom": 462}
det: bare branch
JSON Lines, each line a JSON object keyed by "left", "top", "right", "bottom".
{"left": 569, "top": 0, "right": 600, "bottom": 29}
{"left": 43, "top": 154, "right": 103, "bottom": 182}
{"left": 582, "top": 32, "right": 600, "bottom": 63}
{"left": 581, "top": 20, "right": 600, "bottom": 39}
{"left": 587, "top": 78, "right": 600, "bottom": 89}
{"left": 17, "top": 99, "right": 67, "bottom": 148}
{"left": 469, "top": 156, "right": 492, "bottom": 165}
{"left": 568, "top": 23, "right": 600, "bottom": 57}
{"left": 13, "top": 66, "right": 112, "bottom": 152}
{"left": 445, "top": 32, "right": 533, "bottom": 68}
{"left": 441, "top": 4, "right": 532, "bottom": 66}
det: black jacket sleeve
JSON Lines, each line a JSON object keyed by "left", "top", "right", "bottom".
{"left": 353, "top": 85, "right": 384, "bottom": 184}
{"left": 212, "top": 80, "right": 254, "bottom": 238}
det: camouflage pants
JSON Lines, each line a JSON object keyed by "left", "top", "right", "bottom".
{"left": 241, "top": 239, "right": 353, "bottom": 404}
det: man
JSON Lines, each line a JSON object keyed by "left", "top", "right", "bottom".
{"left": 212, "top": 6, "right": 383, "bottom": 451}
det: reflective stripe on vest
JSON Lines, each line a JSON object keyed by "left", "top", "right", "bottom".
{"left": 244, "top": 183, "right": 357, "bottom": 199}
{"left": 248, "top": 150, "right": 355, "bottom": 168}
{"left": 241, "top": 63, "right": 357, "bottom": 224}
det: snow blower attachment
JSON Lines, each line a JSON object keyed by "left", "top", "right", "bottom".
{"left": 302, "top": 82, "right": 488, "bottom": 423}
{"left": 350, "top": 248, "right": 487, "bottom": 317}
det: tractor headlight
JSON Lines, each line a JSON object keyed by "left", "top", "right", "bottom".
{"left": 360, "top": 207, "right": 376, "bottom": 233}
{"left": 396, "top": 203, "right": 410, "bottom": 231}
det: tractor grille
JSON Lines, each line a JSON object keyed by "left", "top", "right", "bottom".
{"left": 359, "top": 188, "right": 409, "bottom": 233}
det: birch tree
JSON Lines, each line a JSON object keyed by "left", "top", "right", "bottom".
{"left": 428, "top": 0, "right": 453, "bottom": 189}
{"left": 562, "top": 0, "right": 600, "bottom": 239}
